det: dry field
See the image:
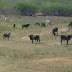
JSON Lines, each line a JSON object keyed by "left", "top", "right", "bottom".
{"left": 0, "top": 15, "right": 72, "bottom": 72}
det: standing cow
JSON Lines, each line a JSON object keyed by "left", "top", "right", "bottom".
{"left": 52, "top": 27, "right": 58, "bottom": 36}
{"left": 3, "top": 33, "right": 11, "bottom": 40}
{"left": 60, "top": 34, "right": 72, "bottom": 45}
{"left": 22, "top": 24, "right": 30, "bottom": 29}
{"left": 28, "top": 35, "right": 40, "bottom": 43}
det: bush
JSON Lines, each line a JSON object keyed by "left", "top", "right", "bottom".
{"left": 14, "top": 2, "right": 38, "bottom": 16}
{"left": 40, "top": 3, "right": 72, "bottom": 16}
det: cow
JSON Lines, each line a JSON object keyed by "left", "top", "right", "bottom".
{"left": 52, "top": 27, "right": 58, "bottom": 36}
{"left": 13, "top": 24, "right": 15, "bottom": 28}
{"left": 3, "top": 33, "right": 11, "bottom": 40}
{"left": 35, "top": 23, "right": 40, "bottom": 26}
{"left": 60, "top": 34, "right": 72, "bottom": 45}
{"left": 46, "top": 20, "right": 51, "bottom": 25}
{"left": 28, "top": 35, "right": 40, "bottom": 43}
{"left": 22, "top": 24, "right": 30, "bottom": 29}
{"left": 68, "top": 21, "right": 72, "bottom": 28}
{"left": 41, "top": 23, "right": 46, "bottom": 27}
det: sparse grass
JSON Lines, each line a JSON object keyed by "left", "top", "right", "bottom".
{"left": 0, "top": 16, "right": 72, "bottom": 72}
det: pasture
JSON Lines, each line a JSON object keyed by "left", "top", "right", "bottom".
{"left": 0, "top": 15, "right": 72, "bottom": 72}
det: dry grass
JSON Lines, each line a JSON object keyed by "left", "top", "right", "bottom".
{"left": 0, "top": 15, "right": 72, "bottom": 72}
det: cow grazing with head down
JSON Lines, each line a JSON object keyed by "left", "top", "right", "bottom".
{"left": 52, "top": 27, "right": 58, "bottom": 36}
{"left": 61, "top": 34, "right": 72, "bottom": 45}
{"left": 22, "top": 24, "right": 30, "bottom": 29}
{"left": 3, "top": 33, "right": 11, "bottom": 40}
{"left": 68, "top": 21, "right": 72, "bottom": 28}
{"left": 28, "top": 35, "right": 40, "bottom": 43}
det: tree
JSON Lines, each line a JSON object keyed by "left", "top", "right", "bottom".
{"left": 14, "top": 2, "right": 38, "bottom": 15}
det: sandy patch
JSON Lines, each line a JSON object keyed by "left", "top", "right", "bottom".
{"left": 32, "top": 57, "right": 72, "bottom": 65}
{"left": 21, "top": 36, "right": 29, "bottom": 41}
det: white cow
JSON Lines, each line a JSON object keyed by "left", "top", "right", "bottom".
{"left": 4, "top": 17, "right": 8, "bottom": 21}
{"left": 46, "top": 20, "right": 51, "bottom": 25}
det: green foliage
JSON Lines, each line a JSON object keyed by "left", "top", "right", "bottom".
{"left": 14, "top": 2, "right": 38, "bottom": 15}
{"left": 40, "top": 3, "right": 72, "bottom": 16}
{"left": 1, "top": 0, "right": 72, "bottom": 16}
{"left": 0, "top": 0, "right": 5, "bottom": 8}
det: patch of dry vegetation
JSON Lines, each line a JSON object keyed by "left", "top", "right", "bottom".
{"left": 0, "top": 16, "right": 72, "bottom": 72}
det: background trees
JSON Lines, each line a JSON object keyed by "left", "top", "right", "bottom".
{"left": 1, "top": 0, "right": 72, "bottom": 16}
{"left": 14, "top": 3, "right": 38, "bottom": 16}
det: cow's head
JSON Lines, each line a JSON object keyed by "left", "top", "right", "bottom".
{"left": 28, "top": 35, "right": 33, "bottom": 37}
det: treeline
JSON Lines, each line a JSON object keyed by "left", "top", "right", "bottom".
{"left": 40, "top": 3, "right": 72, "bottom": 16}
{"left": 14, "top": 2, "right": 72, "bottom": 16}
{"left": 14, "top": 3, "right": 38, "bottom": 16}
{"left": 0, "top": 0, "right": 72, "bottom": 16}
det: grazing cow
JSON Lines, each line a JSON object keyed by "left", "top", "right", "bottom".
{"left": 28, "top": 35, "right": 40, "bottom": 43}
{"left": 35, "top": 23, "right": 40, "bottom": 26}
{"left": 52, "top": 27, "right": 58, "bottom": 36}
{"left": 13, "top": 24, "right": 15, "bottom": 28}
{"left": 61, "top": 34, "right": 72, "bottom": 45}
{"left": 41, "top": 23, "right": 46, "bottom": 27}
{"left": 68, "top": 21, "right": 72, "bottom": 28}
{"left": 3, "top": 33, "right": 11, "bottom": 40}
{"left": 22, "top": 24, "right": 30, "bottom": 29}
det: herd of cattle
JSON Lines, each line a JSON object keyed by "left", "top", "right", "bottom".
{"left": 3, "top": 21, "right": 72, "bottom": 45}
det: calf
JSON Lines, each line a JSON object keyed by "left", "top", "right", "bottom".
{"left": 22, "top": 24, "right": 30, "bottom": 29}
{"left": 52, "top": 27, "right": 58, "bottom": 36}
{"left": 61, "top": 34, "right": 72, "bottom": 45}
{"left": 28, "top": 35, "right": 40, "bottom": 43}
{"left": 3, "top": 33, "right": 11, "bottom": 40}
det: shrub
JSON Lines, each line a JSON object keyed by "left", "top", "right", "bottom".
{"left": 14, "top": 2, "right": 38, "bottom": 16}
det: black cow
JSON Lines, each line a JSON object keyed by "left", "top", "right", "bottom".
{"left": 13, "top": 24, "right": 15, "bottom": 28}
{"left": 52, "top": 27, "right": 58, "bottom": 36}
{"left": 22, "top": 24, "right": 30, "bottom": 29}
{"left": 3, "top": 33, "right": 11, "bottom": 40}
{"left": 28, "top": 35, "right": 40, "bottom": 43}
{"left": 41, "top": 23, "right": 46, "bottom": 27}
{"left": 68, "top": 21, "right": 72, "bottom": 28}
{"left": 61, "top": 34, "right": 72, "bottom": 45}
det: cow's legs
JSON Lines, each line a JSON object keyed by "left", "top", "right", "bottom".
{"left": 54, "top": 33, "right": 55, "bottom": 36}
{"left": 32, "top": 40, "right": 33, "bottom": 43}
{"left": 61, "top": 39, "right": 62, "bottom": 45}
{"left": 37, "top": 40, "right": 38, "bottom": 42}
{"left": 67, "top": 40, "right": 68, "bottom": 45}
{"left": 39, "top": 39, "right": 40, "bottom": 43}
